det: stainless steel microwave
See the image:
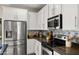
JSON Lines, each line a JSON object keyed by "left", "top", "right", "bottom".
{"left": 48, "top": 14, "right": 62, "bottom": 29}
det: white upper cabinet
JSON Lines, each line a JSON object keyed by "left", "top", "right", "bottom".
{"left": 37, "top": 4, "right": 62, "bottom": 30}
{"left": 16, "top": 8, "right": 27, "bottom": 20}
{"left": 0, "top": 7, "right": 3, "bottom": 18}
{"left": 28, "top": 11, "right": 38, "bottom": 30}
{"left": 2, "top": 7, "right": 16, "bottom": 20}
{"left": 37, "top": 5, "right": 48, "bottom": 30}
{"left": 48, "top": 4, "right": 55, "bottom": 18}
{"left": 62, "top": 4, "right": 78, "bottom": 30}
{"left": 54, "top": 4, "right": 62, "bottom": 15}
{"left": 48, "top": 4, "right": 79, "bottom": 30}
{"left": 76, "top": 5, "right": 79, "bottom": 30}
{"left": 48, "top": 4, "right": 62, "bottom": 18}
{"left": 1, "top": 6, "right": 27, "bottom": 21}
{"left": 42, "top": 5, "right": 49, "bottom": 30}
{"left": 37, "top": 8, "right": 43, "bottom": 30}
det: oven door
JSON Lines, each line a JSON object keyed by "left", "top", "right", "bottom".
{"left": 42, "top": 46, "right": 53, "bottom": 55}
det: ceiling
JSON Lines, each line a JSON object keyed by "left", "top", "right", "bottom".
{"left": 0, "top": 4, "right": 46, "bottom": 12}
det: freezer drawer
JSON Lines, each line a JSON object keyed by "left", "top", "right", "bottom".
{"left": 4, "top": 46, "right": 16, "bottom": 55}
{"left": 17, "top": 44, "right": 26, "bottom": 55}
{"left": 4, "top": 45, "right": 26, "bottom": 55}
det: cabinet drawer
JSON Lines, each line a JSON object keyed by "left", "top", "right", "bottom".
{"left": 6, "top": 46, "right": 15, "bottom": 55}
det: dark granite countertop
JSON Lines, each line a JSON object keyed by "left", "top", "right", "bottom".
{"left": 53, "top": 46, "right": 79, "bottom": 55}
{"left": 42, "top": 42, "right": 79, "bottom": 55}
{"left": 42, "top": 39, "right": 79, "bottom": 55}
{"left": 0, "top": 44, "right": 8, "bottom": 55}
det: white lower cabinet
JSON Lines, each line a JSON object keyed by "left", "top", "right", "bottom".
{"left": 27, "top": 39, "right": 42, "bottom": 55}
{"left": 34, "top": 39, "right": 41, "bottom": 55}
{"left": 27, "top": 39, "right": 35, "bottom": 54}
{"left": 53, "top": 51, "right": 60, "bottom": 55}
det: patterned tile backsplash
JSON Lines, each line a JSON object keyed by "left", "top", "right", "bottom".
{"left": 28, "top": 29, "right": 79, "bottom": 44}
{"left": 28, "top": 30, "right": 79, "bottom": 37}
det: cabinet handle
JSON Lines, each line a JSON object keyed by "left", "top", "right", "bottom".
{"left": 43, "top": 24, "right": 44, "bottom": 29}
{"left": 75, "top": 16, "right": 76, "bottom": 27}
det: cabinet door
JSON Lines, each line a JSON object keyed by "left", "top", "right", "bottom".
{"left": 27, "top": 39, "right": 35, "bottom": 54}
{"left": 62, "top": 4, "right": 77, "bottom": 30}
{"left": 28, "top": 12, "right": 37, "bottom": 30}
{"left": 43, "top": 5, "right": 48, "bottom": 30}
{"left": 48, "top": 4, "right": 62, "bottom": 18}
{"left": 54, "top": 4, "right": 62, "bottom": 15}
{"left": 0, "top": 7, "right": 2, "bottom": 18}
{"left": 34, "top": 39, "right": 41, "bottom": 55}
{"left": 2, "top": 7, "right": 16, "bottom": 20}
{"left": 37, "top": 41, "right": 41, "bottom": 55}
{"left": 37, "top": 9, "right": 43, "bottom": 30}
{"left": 37, "top": 11, "right": 40, "bottom": 30}
{"left": 16, "top": 9, "right": 27, "bottom": 21}
{"left": 48, "top": 4, "right": 55, "bottom": 18}
{"left": 2, "top": 6, "right": 27, "bottom": 21}
{"left": 37, "top": 5, "right": 48, "bottom": 30}
{"left": 76, "top": 5, "right": 79, "bottom": 30}
{"left": 34, "top": 39, "right": 38, "bottom": 55}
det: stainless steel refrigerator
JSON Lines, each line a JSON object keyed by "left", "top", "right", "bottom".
{"left": 4, "top": 20, "right": 27, "bottom": 55}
